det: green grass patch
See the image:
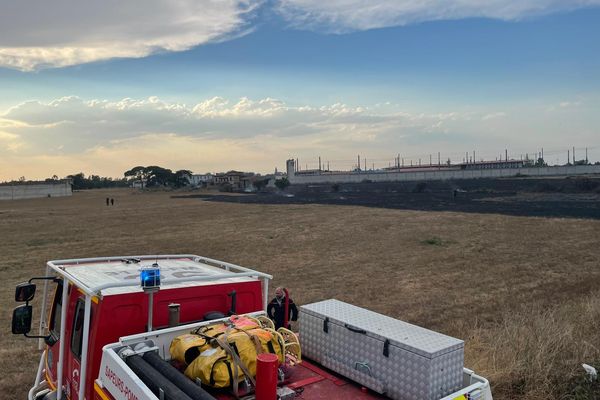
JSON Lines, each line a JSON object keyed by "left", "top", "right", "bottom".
{"left": 421, "top": 237, "right": 444, "bottom": 246}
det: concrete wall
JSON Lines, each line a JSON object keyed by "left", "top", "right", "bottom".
{"left": 288, "top": 164, "right": 600, "bottom": 185}
{"left": 0, "top": 181, "right": 72, "bottom": 200}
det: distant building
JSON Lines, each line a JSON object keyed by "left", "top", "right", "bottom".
{"left": 0, "top": 180, "right": 72, "bottom": 200}
{"left": 459, "top": 160, "right": 528, "bottom": 170}
{"left": 189, "top": 173, "right": 214, "bottom": 187}
{"left": 214, "top": 171, "right": 254, "bottom": 191}
{"left": 130, "top": 180, "right": 145, "bottom": 189}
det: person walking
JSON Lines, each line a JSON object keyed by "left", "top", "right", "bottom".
{"left": 106, "top": 197, "right": 110, "bottom": 206}
{"left": 110, "top": 198, "right": 114, "bottom": 206}
{"left": 267, "top": 287, "right": 298, "bottom": 330}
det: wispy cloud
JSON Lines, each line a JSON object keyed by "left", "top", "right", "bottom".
{"left": 0, "top": 0, "right": 260, "bottom": 71}
{"left": 276, "top": 0, "right": 600, "bottom": 33}
{"left": 3, "top": 1, "right": 600, "bottom": 70}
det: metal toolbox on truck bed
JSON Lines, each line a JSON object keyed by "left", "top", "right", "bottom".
{"left": 299, "top": 299, "right": 464, "bottom": 400}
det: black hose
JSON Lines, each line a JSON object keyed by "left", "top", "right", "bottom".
{"left": 125, "top": 354, "right": 193, "bottom": 400}
{"left": 143, "top": 351, "right": 217, "bottom": 400}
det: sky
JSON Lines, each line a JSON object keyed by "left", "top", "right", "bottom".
{"left": 0, "top": 0, "right": 599, "bottom": 180}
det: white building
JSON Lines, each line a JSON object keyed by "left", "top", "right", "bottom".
{"left": 189, "top": 173, "right": 214, "bottom": 187}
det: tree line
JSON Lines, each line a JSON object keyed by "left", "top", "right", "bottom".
{"left": 67, "top": 173, "right": 128, "bottom": 190}
{"left": 123, "top": 166, "right": 192, "bottom": 188}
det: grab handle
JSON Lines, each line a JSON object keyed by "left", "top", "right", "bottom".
{"left": 344, "top": 324, "right": 366, "bottom": 334}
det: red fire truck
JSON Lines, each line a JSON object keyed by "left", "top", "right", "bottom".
{"left": 12, "top": 255, "right": 493, "bottom": 400}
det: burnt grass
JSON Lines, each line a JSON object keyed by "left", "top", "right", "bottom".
{"left": 175, "top": 176, "right": 600, "bottom": 220}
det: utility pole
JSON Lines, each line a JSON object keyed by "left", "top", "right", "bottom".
{"left": 357, "top": 155, "right": 360, "bottom": 170}
{"left": 364, "top": 159, "right": 367, "bottom": 171}
{"left": 438, "top": 152, "right": 441, "bottom": 166}
{"left": 567, "top": 149, "right": 570, "bottom": 165}
{"left": 586, "top": 147, "right": 588, "bottom": 164}
{"left": 319, "top": 156, "right": 321, "bottom": 171}
{"left": 505, "top": 149, "right": 508, "bottom": 162}
{"left": 573, "top": 146, "right": 576, "bottom": 164}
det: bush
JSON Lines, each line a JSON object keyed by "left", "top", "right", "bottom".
{"left": 565, "top": 363, "right": 600, "bottom": 400}
{"left": 421, "top": 237, "right": 443, "bottom": 246}
{"left": 536, "top": 183, "right": 561, "bottom": 193}
{"left": 413, "top": 182, "right": 427, "bottom": 193}
{"left": 574, "top": 178, "right": 599, "bottom": 192}
{"left": 218, "top": 183, "right": 233, "bottom": 192}
{"left": 274, "top": 177, "right": 290, "bottom": 191}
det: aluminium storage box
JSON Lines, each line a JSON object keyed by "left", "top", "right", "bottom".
{"left": 299, "top": 299, "right": 464, "bottom": 400}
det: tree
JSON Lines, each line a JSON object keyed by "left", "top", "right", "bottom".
{"left": 534, "top": 157, "right": 547, "bottom": 167}
{"left": 124, "top": 166, "right": 149, "bottom": 188}
{"left": 274, "top": 177, "right": 290, "bottom": 191}
{"left": 145, "top": 166, "right": 173, "bottom": 187}
{"left": 173, "top": 170, "right": 192, "bottom": 188}
{"left": 67, "top": 173, "right": 86, "bottom": 189}
{"left": 253, "top": 178, "right": 270, "bottom": 192}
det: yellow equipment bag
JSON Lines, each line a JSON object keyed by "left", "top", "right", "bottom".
{"left": 170, "top": 333, "right": 209, "bottom": 365}
{"left": 170, "top": 315, "right": 285, "bottom": 389}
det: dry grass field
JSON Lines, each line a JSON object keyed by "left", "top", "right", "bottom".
{"left": 1, "top": 188, "right": 599, "bottom": 399}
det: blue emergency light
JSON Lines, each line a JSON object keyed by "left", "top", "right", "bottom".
{"left": 140, "top": 263, "right": 161, "bottom": 290}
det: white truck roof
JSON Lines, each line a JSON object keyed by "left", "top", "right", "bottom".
{"left": 46, "top": 255, "right": 272, "bottom": 296}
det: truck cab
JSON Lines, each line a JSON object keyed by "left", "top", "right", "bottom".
{"left": 12, "top": 255, "right": 492, "bottom": 400}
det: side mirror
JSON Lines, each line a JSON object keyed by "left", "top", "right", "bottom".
{"left": 44, "top": 332, "right": 59, "bottom": 347}
{"left": 15, "top": 282, "right": 36, "bottom": 302}
{"left": 12, "top": 304, "right": 33, "bottom": 334}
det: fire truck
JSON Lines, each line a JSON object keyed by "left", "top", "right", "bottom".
{"left": 11, "top": 255, "right": 493, "bottom": 400}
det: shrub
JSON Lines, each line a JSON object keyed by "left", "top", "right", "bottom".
{"left": 421, "top": 237, "right": 443, "bottom": 246}
{"left": 275, "top": 177, "right": 290, "bottom": 191}
{"left": 413, "top": 182, "right": 427, "bottom": 193}
{"left": 574, "top": 178, "right": 599, "bottom": 192}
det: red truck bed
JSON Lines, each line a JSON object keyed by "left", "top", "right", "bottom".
{"left": 212, "top": 359, "right": 385, "bottom": 400}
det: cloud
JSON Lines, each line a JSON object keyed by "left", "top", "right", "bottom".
{"left": 1, "top": 95, "right": 488, "bottom": 171}
{"left": 3, "top": 1, "right": 599, "bottom": 70}
{"left": 0, "top": 0, "right": 259, "bottom": 71}
{"left": 482, "top": 112, "right": 507, "bottom": 121}
{"left": 2, "top": 96, "right": 474, "bottom": 154}
{"left": 3, "top": 94, "right": 596, "bottom": 179}
{"left": 276, "top": 0, "right": 600, "bottom": 32}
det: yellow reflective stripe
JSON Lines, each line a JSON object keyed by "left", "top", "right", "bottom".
{"left": 94, "top": 382, "right": 111, "bottom": 400}
{"left": 77, "top": 287, "right": 99, "bottom": 303}
{"left": 44, "top": 350, "right": 57, "bottom": 391}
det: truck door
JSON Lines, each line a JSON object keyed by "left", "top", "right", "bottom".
{"left": 46, "top": 281, "right": 63, "bottom": 385}
{"left": 67, "top": 294, "right": 92, "bottom": 400}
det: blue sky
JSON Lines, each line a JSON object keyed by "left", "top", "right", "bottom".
{"left": 0, "top": 1, "right": 599, "bottom": 179}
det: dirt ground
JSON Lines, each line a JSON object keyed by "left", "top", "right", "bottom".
{"left": 1, "top": 188, "right": 599, "bottom": 399}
